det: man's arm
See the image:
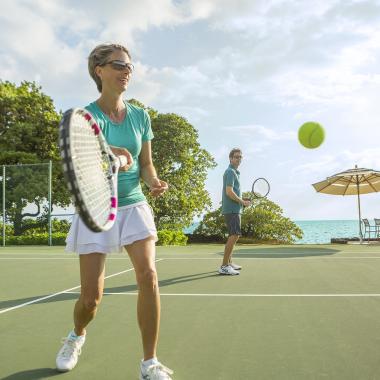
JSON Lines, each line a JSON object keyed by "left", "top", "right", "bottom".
{"left": 226, "top": 186, "right": 250, "bottom": 207}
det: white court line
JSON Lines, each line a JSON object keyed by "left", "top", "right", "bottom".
{"left": 0, "top": 256, "right": 130, "bottom": 260}
{"left": 159, "top": 257, "right": 380, "bottom": 260}
{"left": 64, "top": 291, "right": 380, "bottom": 297}
{"left": 0, "top": 259, "right": 163, "bottom": 315}
{"left": 0, "top": 257, "right": 165, "bottom": 260}
{"left": 3, "top": 256, "right": 380, "bottom": 260}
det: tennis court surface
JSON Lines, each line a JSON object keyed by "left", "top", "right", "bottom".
{"left": 2, "top": 244, "right": 380, "bottom": 379}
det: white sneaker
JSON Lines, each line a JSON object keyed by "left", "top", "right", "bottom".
{"left": 218, "top": 265, "right": 240, "bottom": 275}
{"left": 140, "top": 362, "right": 174, "bottom": 380}
{"left": 230, "top": 262, "right": 242, "bottom": 270}
{"left": 56, "top": 331, "right": 85, "bottom": 372}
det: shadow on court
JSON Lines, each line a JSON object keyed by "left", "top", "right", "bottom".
{"left": 0, "top": 292, "right": 77, "bottom": 311}
{"left": 1, "top": 271, "right": 219, "bottom": 310}
{"left": 104, "top": 270, "right": 219, "bottom": 293}
{"left": 218, "top": 246, "right": 340, "bottom": 258}
{"left": 1, "top": 368, "right": 60, "bottom": 379}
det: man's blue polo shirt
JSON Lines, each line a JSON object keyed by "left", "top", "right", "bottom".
{"left": 222, "top": 164, "right": 242, "bottom": 215}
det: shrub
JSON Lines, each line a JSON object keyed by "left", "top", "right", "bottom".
{"left": 0, "top": 232, "right": 66, "bottom": 245}
{"left": 0, "top": 230, "right": 188, "bottom": 246}
{"left": 157, "top": 230, "right": 188, "bottom": 246}
{"left": 194, "top": 196, "right": 303, "bottom": 244}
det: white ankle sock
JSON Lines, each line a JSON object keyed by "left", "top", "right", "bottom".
{"left": 142, "top": 357, "right": 159, "bottom": 368}
{"left": 69, "top": 330, "right": 85, "bottom": 340}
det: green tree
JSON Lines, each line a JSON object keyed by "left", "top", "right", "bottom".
{"left": 241, "top": 195, "right": 303, "bottom": 243}
{"left": 0, "top": 81, "right": 70, "bottom": 235}
{"left": 0, "top": 85, "right": 215, "bottom": 236}
{"left": 193, "top": 208, "right": 226, "bottom": 237}
{"left": 194, "top": 195, "right": 303, "bottom": 244}
{"left": 129, "top": 99, "right": 216, "bottom": 230}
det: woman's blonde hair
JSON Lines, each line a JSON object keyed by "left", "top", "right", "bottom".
{"left": 88, "top": 43, "right": 131, "bottom": 92}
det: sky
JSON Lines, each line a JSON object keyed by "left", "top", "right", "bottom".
{"left": 1, "top": 0, "right": 380, "bottom": 221}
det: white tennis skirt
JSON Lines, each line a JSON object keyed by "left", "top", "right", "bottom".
{"left": 65, "top": 201, "right": 158, "bottom": 254}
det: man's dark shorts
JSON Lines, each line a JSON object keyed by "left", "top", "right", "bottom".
{"left": 224, "top": 213, "right": 241, "bottom": 236}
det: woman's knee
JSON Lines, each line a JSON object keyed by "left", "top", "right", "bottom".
{"left": 80, "top": 293, "right": 102, "bottom": 312}
{"left": 136, "top": 268, "right": 158, "bottom": 289}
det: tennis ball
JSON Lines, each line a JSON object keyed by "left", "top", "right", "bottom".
{"left": 298, "top": 121, "right": 325, "bottom": 149}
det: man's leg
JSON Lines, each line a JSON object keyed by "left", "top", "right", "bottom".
{"left": 222, "top": 234, "right": 239, "bottom": 266}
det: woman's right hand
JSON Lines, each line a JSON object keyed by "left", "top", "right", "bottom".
{"left": 111, "top": 146, "right": 134, "bottom": 171}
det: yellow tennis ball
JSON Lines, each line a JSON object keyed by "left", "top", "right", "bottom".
{"left": 298, "top": 121, "right": 325, "bottom": 149}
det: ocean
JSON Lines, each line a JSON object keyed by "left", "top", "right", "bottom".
{"left": 294, "top": 220, "right": 359, "bottom": 244}
{"left": 184, "top": 220, "right": 361, "bottom": 244}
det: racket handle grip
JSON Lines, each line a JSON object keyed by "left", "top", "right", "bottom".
{"left": 118, "top": 155, "right": 128, "bottom": 167}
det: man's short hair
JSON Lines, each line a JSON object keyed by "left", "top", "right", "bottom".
{"left": 229, "top": 148, "right": 242, "bottom": 160}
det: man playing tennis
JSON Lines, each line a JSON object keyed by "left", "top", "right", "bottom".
{"left": 219, "top": 148, "right": 250, "bottom": 275}
{"left": 56, "top": 43, "right": 173, "bottom": 380}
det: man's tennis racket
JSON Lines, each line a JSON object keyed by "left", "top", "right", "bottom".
{"left": 59, "top": 108, "right": 128, "bottom": 232}
{"left": 251, "top": 177, "right": 270, "bottom": 199}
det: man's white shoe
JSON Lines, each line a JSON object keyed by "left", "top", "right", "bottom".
{"left": 140, "top": 362, "right": 174, "bottom": 380}
{"left": 218, "top": 265, "right": 240, "bottom": 275}
{"left": 56, "top": 331, "right": 85, "bottom": 372}
{"left": 230, "top": 262, "right": 242, "bottom": 270}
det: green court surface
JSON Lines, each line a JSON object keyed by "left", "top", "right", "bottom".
{"left": 2, "top": 244, "right": 380, "bottom": 379}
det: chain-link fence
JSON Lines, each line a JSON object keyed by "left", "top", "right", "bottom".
{"left": 1, "top": 162, "right": 54, "bottom": 246}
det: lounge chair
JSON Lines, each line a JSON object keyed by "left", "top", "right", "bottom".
{"left": 374, "top": 218, "right": 380, "bottom": 238}
{"left": 362, "top": 218, "right": 378, "bottom": 242}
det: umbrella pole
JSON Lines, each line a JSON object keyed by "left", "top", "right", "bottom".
{"left": 356, "top": 176, "right": 363, "bottom": 243}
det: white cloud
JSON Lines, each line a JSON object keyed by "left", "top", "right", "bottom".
{"left": 209, "top": 145, "right": 230, "bottom": 162}
{"left": 223, "top": 124, "right": 295, "bottom": 141}
{"left": 167, "top": 1, "right": 380, "bottom": 108}
{"left": 2, "top": 0, "right": 380, "bottom": 222}
{"left": 291, "top": 149, "right": 380, "bottom": 180}
{"left": 2, "top": 0, "right": 379, "bottom": 112}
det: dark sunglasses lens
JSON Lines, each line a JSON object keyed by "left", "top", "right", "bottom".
{"left": 111, "top": 62, "right": 125, "bottom": 70}
{"left": 111, "top": 62, "right": 133, "bottom": 71}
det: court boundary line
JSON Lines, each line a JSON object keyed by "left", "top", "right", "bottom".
{"left": 64, "top": 291, "right": 380, "bottom": 297}
{"left": 3, "top": 256, "right": 380, "bottom": 260}
{"left": 0, "top": 259, "right": 164, "bottom": 315}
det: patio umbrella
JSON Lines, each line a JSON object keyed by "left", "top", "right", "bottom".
{"left": 312, "top": 165, "right": 380, "bottom": 242}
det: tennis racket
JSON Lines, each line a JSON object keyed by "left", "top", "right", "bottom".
{"left": 59, "top": 108, "right": 128, "bottom": 232}
{"left": 250, "top": 177, "right": 270, "bottom": 200}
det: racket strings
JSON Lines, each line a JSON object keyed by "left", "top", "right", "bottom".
{"left": 252, "top": 178, "right": 270, "bottom": 198}
{"left": 70, "top": 114, "right": 114, "bottom": 225}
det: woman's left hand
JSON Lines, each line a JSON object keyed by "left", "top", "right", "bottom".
{"left": 149, "top": 178, "right": 168, "bottom": 197}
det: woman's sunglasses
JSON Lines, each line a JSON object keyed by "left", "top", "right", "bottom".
{"left": 103, "top": 60, "right": 134, "bottom": 72}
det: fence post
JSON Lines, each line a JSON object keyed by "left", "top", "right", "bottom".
{"left": 48, "top": 160, "right": 52, "bottom": 246}
{"left": 2, "top": 165, "right": 5, "bottom": 247}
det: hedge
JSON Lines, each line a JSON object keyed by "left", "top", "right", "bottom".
{"left": 0, "top": 230, "right": 188, "bottom": 246}
{"left": 0, "top": 232, "right": 66, "bottom": 245}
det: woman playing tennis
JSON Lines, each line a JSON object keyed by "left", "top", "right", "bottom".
{"left": 56, "top": 43, "right": 173, "bottom": 380}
